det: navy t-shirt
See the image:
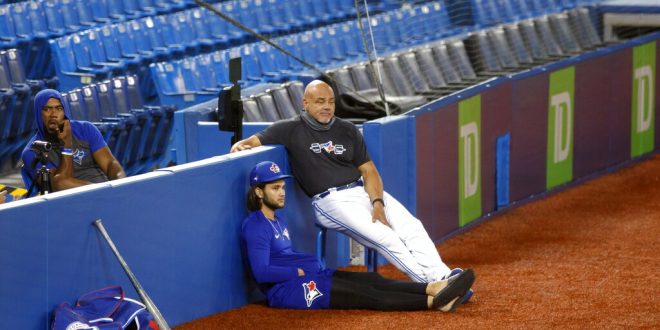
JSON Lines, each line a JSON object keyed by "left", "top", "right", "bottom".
{"left": 257, "top": 115, "right": 371, "bottom": 196}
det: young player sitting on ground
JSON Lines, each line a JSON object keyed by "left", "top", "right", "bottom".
{"left": 240, "top": 161, "right": 475, "bottom": 311}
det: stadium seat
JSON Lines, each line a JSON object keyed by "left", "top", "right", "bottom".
{"left": 269, "top": 85, "right": 299, "bottom": 119}
{"left": 444, "top": 40, "right": 482, "bottom": 82}
{"left": 284, "top": 80, "right": 304, "bottom": 109}
{"left": 414, "top": 47, "right": 454, "bottom": 90}
{"left": 398, "top": 51, "right": 453, "bottom": 96}
{"left": 467, "top": 31, "right": 507, "bottom": 75}
{"left": 533, "top": 16, "right": 566, "bottom": 57}
{"left": 253, "top": 92, "right": 281, "bottom": 121}
{"left": 487, "top": 27, "right": 525, "bottom": 70}
{"left": 327, "top": 67, "right": 358, "bottom": 95}
{"left": 382, "top": 55, "right": 441, "bottom": 100}
{"left": 503, "top": 24, "right": 537, "bottom": 66}
{"left": 242, "top": 97, "right": 264, "bottom": 122}
{"left": 548, "top": 13, "right": 582, "bottom": 54}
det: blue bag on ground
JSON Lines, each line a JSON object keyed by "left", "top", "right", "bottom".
{"left": 51, "top": 286, "right": 158, "bottom": 330}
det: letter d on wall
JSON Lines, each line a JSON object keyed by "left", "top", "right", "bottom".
{"left": 547, "top": 66, "right": 575, "bottom": 190}
{"left": 631, "top": 42, "right": 656, "bottom": 157}
{"left": 459, "top": 95, "right": 482, "bottom": 227}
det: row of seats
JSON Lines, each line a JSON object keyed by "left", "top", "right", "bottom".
{"left": 466, "top": 0, "right": 602, "bottom": 27}
{"left": 61, "top": 75, "right": 175, "bottom": 175}
{"left": 0, "top": 48, "right": 57, "bottom": 163}
{"left": 149, "top": 1, "right": 458, "bottom": 109}
{"left": 0, "top": 0, "right": 201, "bottom": 80}
{"left": 48, "top": 0, "right": 378, "bottom": 98}
{"left": 241, "top": 81, "right": 304, "bottom": 122}
{"left": 465, "top": 7, "right": 603, "bottom": 75}
{"left": 322, "top": 6, "right": 604, "bottom": 119}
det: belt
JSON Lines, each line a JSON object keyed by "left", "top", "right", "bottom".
{"left": 315, "top": 179, "right": 363, "bottom": 199}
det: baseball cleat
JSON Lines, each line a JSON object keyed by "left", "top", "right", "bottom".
{"left": 432, "top": 268, "right": 475, "bottom": 311}
{"left": 447, "top": 268, "right": 474, "bottom": 304}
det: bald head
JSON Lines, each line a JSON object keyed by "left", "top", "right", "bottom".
{"left": 303, "top": 80, "right": 335, "bottom": 124}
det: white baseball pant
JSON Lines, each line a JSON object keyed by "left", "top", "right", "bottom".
{"left": 312, "top": 186, "right": 451, "bottom": 282}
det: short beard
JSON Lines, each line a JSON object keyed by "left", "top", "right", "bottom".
{"left": 262, "top": 195, "right": 283, "bottom": 210}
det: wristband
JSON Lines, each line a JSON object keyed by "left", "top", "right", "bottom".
{"left": 371, "top": 198, "right": 385, "bottom": 207}
{"left": 61, "top": 148, "right": 73, "bottom": 156}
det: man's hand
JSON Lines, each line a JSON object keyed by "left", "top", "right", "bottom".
{"left": 230, "top": 142, "right": 253, "bottom": 153}
{"left": 371, "top": 202, "right": 390, "bottom": 227}
{"left": 57, "top": 119, "right": 73, "bottom": 148}
{"left": 230, "top": 135, "right": 262, "bottom": 153}
{"left": 297, "top": 268, "right": 305, "bottom": 276}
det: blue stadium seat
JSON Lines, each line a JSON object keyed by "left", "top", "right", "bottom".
{"left": 268, "top": 0, "right": 306, "bottom": 32}
{"left": 238, "top": 45, "right": 265, "bottom": 84}
{"left": 189, "top": 8, "right": 221, "bottom": 51}
{"left": 49, "top": 36, "right": 98, "bottom": 91}
{"left": 43, "top": 1, "right": 72, "bottom": 35}
{"left": 0, "top": 54, "right": 17, "bottom": 149}
{"left": 97, "top": 26, "right": 140, "bottom": 70}
{"left": 324, "top": 25, "right": 351, "bottom": 64}
{"left": 238, "top": 0, "right": 276, "bottom": 37}
{"left": 88, "top": 0, "right": 113, "bottom": 25}
{"left": 0, "top": 54, "right": 30, "bottom": 148}
{"left": 220, "top": 1, "right": 249, "bottom": 44}
{"left": 209, "top": 50, "right": 232, "bottom": 88}
{"left": 202, "top": 6, "right": 233, "bottom": 48}
{"left": 64, "top": 88, "right": 88, "bottom": 121}
{"left": 128, "top": 20, "right": 169, "bottom": 62}
{"left": 69, "top": 32, "right": 116, "bottom": 75}
{"left": 112, "top": 22, "right": 150, "bottom": 66}
{"left": 290, "top": 0, "right": 321, "bottom": 29}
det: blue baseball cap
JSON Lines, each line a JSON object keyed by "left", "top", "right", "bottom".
{"left": 249, "top": 161, "right": 292, "bottom": 187}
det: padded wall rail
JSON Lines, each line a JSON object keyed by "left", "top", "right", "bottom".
{"left": 0, "top": 146, "right": 320, "bottom": 328}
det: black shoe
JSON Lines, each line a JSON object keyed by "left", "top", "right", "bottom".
{"left": 432, "top": 268, "right": 475, "bottom": 311}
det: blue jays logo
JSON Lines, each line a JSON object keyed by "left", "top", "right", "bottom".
{"left": 270, "top": 163, "right": 281, "bottom": 173}
{"left": 302, "top": 280, "right": 323, "bottom": 307}
{"left": 72, "top": 149, "right": 85, "bottom": 165}
{"left": 309, "top": 141, "right": 346, "bottom": 154}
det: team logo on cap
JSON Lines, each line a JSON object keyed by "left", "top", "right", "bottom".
{"left": 302, "top": 280, "right": 323, "bottom": 307}
{"left": 270, "top": 163, "right": 281, "bottom": 173}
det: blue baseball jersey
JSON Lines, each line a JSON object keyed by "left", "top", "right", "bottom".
{"left": 241, "top": 210, "right": 334, "bottom": 309}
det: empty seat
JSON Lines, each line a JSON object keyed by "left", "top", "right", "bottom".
{"left": 503, "top": 23, "right": 536, "bottom": 66}
{"left": 269, "top": 86, "right": 299, "bottom": 119}
{"left": 487, "top": 27, "right": 527, "bottom": 70}
{"left": 253, "top": 92, "right": 281, "bottom": 122}
{"left": 413, "top": 47, "right": 457, "bottom": 91}
{"left": 285, "top": 80, "right": 304, "bottom": 109}
{"left": 533, "top": 16, "right": 565, "bottom": 57}
{"left": 242, "top": 97, "right": 264, "bottom": 122}
{"left": 445, "top": 40, "right": 482, "bottom": 82}
{"left": 548, "top": 13, "right": 582, "bottom": 54}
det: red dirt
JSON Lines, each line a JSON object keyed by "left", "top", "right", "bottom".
{"left": 177, "top": 154, "right": 660, "bottom": 329}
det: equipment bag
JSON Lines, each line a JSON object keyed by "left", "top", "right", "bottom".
{"left": 51, "top": 286, "right": 158, "bottom": 330}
